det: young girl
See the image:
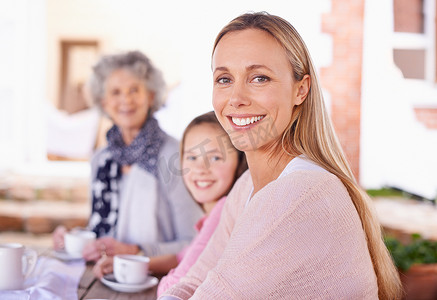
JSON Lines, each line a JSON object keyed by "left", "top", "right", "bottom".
{"left": 92, "top": 111, "right": 247, "bottom": 294}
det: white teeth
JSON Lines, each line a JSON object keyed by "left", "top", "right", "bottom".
{"left": 196, "top": 181, "right": 212, "bottom": 188}
{"left": 231, "top": 116, "right": 264, "bottom": 126}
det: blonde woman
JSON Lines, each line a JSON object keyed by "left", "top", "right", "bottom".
{"left": 160, "top": 12, "right": 402, "bottom": 300}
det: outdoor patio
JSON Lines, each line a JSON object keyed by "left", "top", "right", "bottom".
{"left": 0, "top": 173, "right": 89, "bottom": 247}
{"left": 0, "top": 172, "right": 435, "bottom": 248}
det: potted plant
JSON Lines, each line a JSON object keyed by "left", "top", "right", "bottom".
{"left": 385, "top": 233, "right": 437, "bottom": 300}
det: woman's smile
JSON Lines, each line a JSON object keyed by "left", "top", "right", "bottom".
{"left": 212, "top": 28, "right": 302, "bottom": 153}
{"left": 228, "top": 114, "right": 265, "bottom": 128}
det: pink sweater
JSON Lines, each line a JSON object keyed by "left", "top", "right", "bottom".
{"left": 161, "top": 157, "right": 378, "bottom": 299}
{"left": 157, "top": 197, "right": 226, "bottom": 296}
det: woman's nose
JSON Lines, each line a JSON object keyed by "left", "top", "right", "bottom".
{"left": 229, "top": 82, "right": 250, "bottom": 108}
{"left": 119, "top": 91, "right": 133, "bottom": 104}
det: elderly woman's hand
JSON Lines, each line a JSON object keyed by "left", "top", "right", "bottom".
{"left": 82, "top": 237, "right": 140, "bottom": 262}
{"left": 92, "top": 255, "right": 114, "bottom": 279}
{"left": 52, "top": 225, "right": 67, "bottom": 250}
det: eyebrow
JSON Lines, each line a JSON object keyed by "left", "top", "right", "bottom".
{"left": 184, "top": 149, "right": 222, "bottom": 155}
{"left": 213, "top": 64, "right": 274, "bottom": 74}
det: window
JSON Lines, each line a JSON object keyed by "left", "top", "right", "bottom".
{"left": 394, "top": 0, "right": 424, "bottom": 33}
{"left": 392, "top": 0, "right": 435, "bottom": 82}
{"left": 59, "top": 40, "right": 99, "bottom": 114}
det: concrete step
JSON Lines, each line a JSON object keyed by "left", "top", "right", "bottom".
{"left": 0, "top": 199, "right": 89, "bottom": 234}
{"left": 0, "top": 173, "right": 90, "bottom": 234}
{"left": 0, "top": 174, "right": 89, "bottom": 203}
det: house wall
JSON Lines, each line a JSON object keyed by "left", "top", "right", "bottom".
{"left": 0, "top": 0, "right": 47, "bottom": 171}
{"left": 320, "top": 0, "right": 365, "bottom": 181}
{"left": 361, "top": 0, "right": 437, "bottom": 200}
{"left": 414, "top": 108, "right": 437, "bottom": 129}
{"left": 5, "top": 0, "right": 434, "bottom": 199}
{"left": 45, "top": 1, "right": 331, "bottom": 141}
{"left": 1, "top": 0, "right": 332, "bottom": 176}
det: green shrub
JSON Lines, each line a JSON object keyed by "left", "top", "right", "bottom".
{"left": 384, "top": 233, "right": 437, "bottom": 271}
{"left": 367, "top": 187, "right": 404, "bottom": 198}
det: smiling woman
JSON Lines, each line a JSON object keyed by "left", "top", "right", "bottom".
{"left": 212, "top": 28, "right": 310, "bottom": 190}
{"left": 52, "top": 51, "right": 203, "bottom": 262}
{"left": 160, "top": 12, "right": 402, "bottom": 300}
{"left": 100, "top": 68, "right": 153, "bottom": 145}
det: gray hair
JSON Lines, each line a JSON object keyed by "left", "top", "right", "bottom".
{"left": 88, "top": 50, "right": 166, "bottom": 114}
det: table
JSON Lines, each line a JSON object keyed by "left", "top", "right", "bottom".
{"left": 33, "top": 247, "right": 159, "bottom": 300}
{"left": 78, "top": 262, "right": 159, "bottom": 300}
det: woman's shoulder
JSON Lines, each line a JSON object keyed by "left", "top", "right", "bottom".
{"left": 224, "top": 170, "right": 253, "bottom": 209}
{"left": 262, "top": 157, "right": 348, "bottom": 205}
{"left": 280, "top": 157, "right": 340, "bottom": 187}
{"left": 90, "top": 146, "right": 112, "bottom": 171}
{"left": 91, "top": 146, "right": 109, "bottom": 159}
{"left": 160, "top": 134, "right": 179, "bottom": 151}
{"left": 230, "top": 169, "right": 252, "bottom": 194}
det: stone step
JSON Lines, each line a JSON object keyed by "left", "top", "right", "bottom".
{"left": 0, "top": 176, "right": 89, "bottom": 203}
{"left": 0, "top": 199, "right": 89, "bottom": 234}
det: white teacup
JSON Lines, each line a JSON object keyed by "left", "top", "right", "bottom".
{"left": 0, "top": 243, "right": 37, "bottom": 290}
{"left": 64, "top": 229, "right": 96, "bottom": 257}
{"left": 113, "top": 254, "right": 150, "bottom": 284}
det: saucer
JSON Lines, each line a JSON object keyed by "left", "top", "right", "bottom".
{"left": 51, "top": 249, "right": 83, "bottom": 261}
{"left": 101, "top": 274, "right": 158, "bottom": 293}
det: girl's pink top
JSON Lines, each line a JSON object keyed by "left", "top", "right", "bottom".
{"left": 157, "top": 197, "right": 226, "bottom": 296}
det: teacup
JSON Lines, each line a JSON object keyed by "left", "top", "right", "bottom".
{"left": 64, "top": 229, "right": 96, "bottom": 257}
{"left": 113, "top": 254, "right": 149, "bottom": 284}
{"left": 0, "top": 243, "right": 37, "bottom": 290}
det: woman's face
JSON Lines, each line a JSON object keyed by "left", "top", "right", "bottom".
{"left": 102, "top": 69, "right": 153, "bottom": 133}
{"left": 182, "top": 123, "right": 239, "bottom": 206}
{"left": 212, "top": 28, "right": 306, "bottom": 153}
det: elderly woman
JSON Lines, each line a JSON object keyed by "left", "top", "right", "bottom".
{"left": 53, "top": 51, "right": 203, "bottom": 261}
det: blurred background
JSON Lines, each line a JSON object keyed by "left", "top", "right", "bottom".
{"left": 0, "top": 0, "right": 436, "bottom": 243}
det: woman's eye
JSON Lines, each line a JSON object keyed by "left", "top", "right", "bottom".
{"left": 129, "top": 86, "right": 139, "bottom": 93}
{"left": 252, "top": 76, "right": 270, "bottom": 83}
{"left": 217, "top": 77, "right": 231, "bottom": 84}
{"left": 110, "top": 89, "right": 120, "bottom": 96}
{"left": 185, "top": 155, "right": 196, "bottom": 161}
{"left": 210, "top": 156, "right": 222, "bottom": 162}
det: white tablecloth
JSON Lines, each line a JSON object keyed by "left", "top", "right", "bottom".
{"left": 0, "top": 256, "right": 86, "bottom": 300}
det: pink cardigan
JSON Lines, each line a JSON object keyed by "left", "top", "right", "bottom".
{"left": 157, "top": 197, "right": 226, "bottom": 296}
{"left": 161, "top": 157, "right": 378, "bottom": 299}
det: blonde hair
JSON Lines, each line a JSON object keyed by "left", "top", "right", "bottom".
{"left": 213, "top": 12, "right": 402, "bottom": 300}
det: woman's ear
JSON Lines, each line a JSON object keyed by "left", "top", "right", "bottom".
{"left": 148, "top": 91, "right": 155, "bottom": 108}
{"left": 295, "top": 74, "right": 311, "bottom": 105}
{"left": 100, "top": 97, "right": 107, "bottom": 110}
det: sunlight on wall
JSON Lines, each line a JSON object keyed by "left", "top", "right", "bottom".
{"left": 0, "top": 0, "right": 332, "bottom": 176}
{"left": 361, "top": 0, "right": 437, "bottom": 199}
{"left": 46, "top": 0, "right": 331, "bottom": 140}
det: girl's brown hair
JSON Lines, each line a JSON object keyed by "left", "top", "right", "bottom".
{"left": 180, "top": 111, "right": 248, "bottom": 198}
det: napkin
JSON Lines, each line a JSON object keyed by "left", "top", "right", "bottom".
{"left": 0, "top": 256, "right": 86, "bottom": 300}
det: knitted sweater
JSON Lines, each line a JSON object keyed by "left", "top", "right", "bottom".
{"left": 161, "top": 157, "right": 378, "bottom": 299}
